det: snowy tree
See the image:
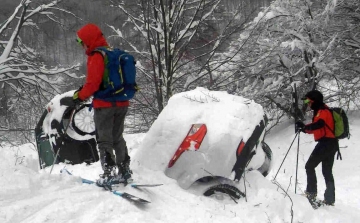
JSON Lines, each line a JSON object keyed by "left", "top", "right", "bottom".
{"left": 109, "top": 0, "right": 263, "bottom": 131}
{"left": 327, "top": 0, "right": 360, "bottom": 108}
{"left": 219, "top": 0, "right": 360, "bottom": 124}
{"left": 0, "top": 0, "right": 79, "bottom": 142}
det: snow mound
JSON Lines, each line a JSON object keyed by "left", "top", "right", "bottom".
{"left": 133, "top": 87, "right": 265, "bottom": 181}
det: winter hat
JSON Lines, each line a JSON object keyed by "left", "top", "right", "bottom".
{"left": 301, "top": 90, "right": 323, "bottom": 103}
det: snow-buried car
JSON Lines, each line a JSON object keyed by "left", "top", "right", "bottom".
{"left": 35, "top": 91, "right": 99, "bottom": 169}
{"left": 134, "top": 87, "right": 273, "bottom": 199}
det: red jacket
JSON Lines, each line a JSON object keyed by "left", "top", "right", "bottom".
{"left": 305, "top": 106, "right": 335, "bottom": 141}
{"left": 76, "top": 24, "right": 129, "bottom": 108}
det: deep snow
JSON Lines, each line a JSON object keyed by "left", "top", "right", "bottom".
{"left": 1, "top": 89, "right": 360, "bottom": 223}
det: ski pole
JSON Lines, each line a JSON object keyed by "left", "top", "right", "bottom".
{"left": 273, "top": 131, "right": 300, "bottom": 180}
{"left": 50, "top": 108, "right": 76, "bottom": 174}
{"left": 295, "top": 131, "right": 300, "bottom": 194}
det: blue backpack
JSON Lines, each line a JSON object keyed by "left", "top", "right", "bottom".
{"left": 93, "top": 47, "right": 138, "bottom": 102}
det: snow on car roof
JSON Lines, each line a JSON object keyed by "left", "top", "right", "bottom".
{"left": 133, "top": 87, "right": 265, "bottom": 174}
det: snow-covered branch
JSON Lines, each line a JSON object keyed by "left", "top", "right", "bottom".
{"left": 0, "top": 0, "right": 81, "bottom": 140}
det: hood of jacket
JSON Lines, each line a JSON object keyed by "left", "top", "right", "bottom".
{"left": 77, "top": 24, "right": 108, "bottom": 55}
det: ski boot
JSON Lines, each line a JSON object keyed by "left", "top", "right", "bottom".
{"left": 111, "top": 162, "right": 133, "bottom": 185}
{"left": 96, "top": 173, "right": 112, "bottom": 188}
{"left": 122, "top": 160, "right": 133, "bottom": 184}
{"left": 96, "top": 166, "right": 117, "bottom": 189}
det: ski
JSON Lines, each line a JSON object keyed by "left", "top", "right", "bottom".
{"left": 81, "top": 177, "right": 162, "bottom": 189}
{"left": 83, "top": 176, "right": 162, "bottom": 189}
{"left": 131, "top": 183, "right": 163, "bottom": 188}
{"left": 61, "top": 169, "right": 151, "bottom": 204}
{"left": 61, "top": 168, "right": 162, "bottom": 188}
{"left": 112, "top": 191, "right": 150, "bottom": 203}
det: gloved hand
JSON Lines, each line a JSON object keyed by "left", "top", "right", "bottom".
{"left": 73, "top": 87, "right": 84, "bottom": 106}
{"left": 295, "top": 121, "right": 306, "bottom": 133}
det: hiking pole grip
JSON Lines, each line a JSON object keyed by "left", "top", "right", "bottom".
{"left": 273, "top": 131, "right": 300, "bottom": 180}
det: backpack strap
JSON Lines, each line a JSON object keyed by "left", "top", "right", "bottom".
{"left": 324, "top": 123, "right": 335, "bottom": 136}
{"left": 324, "top": 108, "right": 336, "bottom": 136}
{"left": 92, "top": 47, "right": 111, "bottom": 58}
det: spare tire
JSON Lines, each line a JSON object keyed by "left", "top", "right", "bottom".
{"left": 71, "top": 104, "right": 96, "bottom": 136}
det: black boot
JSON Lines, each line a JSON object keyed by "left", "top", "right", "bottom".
{"left": 115, "top": 162, "right": 133, "bottom": 184}
{"left": 305, "top": 191, "right": 318, "bottom": 204}
{"left": 96, "top": 163, "right": 116, "bottom": 187}
{"left": 96, "top": 171, "right": 113, "bottom": 188}
{"left": 123, "top": 161, "right": 133, "bottom": 183}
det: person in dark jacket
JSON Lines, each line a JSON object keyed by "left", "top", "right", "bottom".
{"left": 296, "top": 90, "right": 338, "bottom": 206}
{"left": 73, "top": 23, "right": 132, "bottom": 185}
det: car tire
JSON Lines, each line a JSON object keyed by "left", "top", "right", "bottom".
{"left": 71, "top": 104, "right": 96, "bottom": 136}
{"left": 257, "top": 142, "right": 272, "bottom": 177}
{"left": 203, "top": 184, "right": 245, "bottom": 199}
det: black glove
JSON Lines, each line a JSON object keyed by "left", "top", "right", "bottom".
{"left": 295, "top": 121, "right": 305, "bottom": 132}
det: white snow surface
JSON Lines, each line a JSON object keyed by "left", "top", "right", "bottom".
{"left": 1, "top": 88, "right": 360, "bottom": 223}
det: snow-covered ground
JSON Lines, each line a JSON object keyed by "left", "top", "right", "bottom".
{"left": 1, "top": 89, "right": 360, "bottom": 223}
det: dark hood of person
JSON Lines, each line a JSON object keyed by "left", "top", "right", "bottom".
{"left": 302, "top": 90, "right": 325, "bottom": 112}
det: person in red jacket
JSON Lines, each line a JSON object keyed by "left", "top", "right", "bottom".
{"left": 296, "top": 90, "right": 339, "bottom": 206}
{"left": 73, "top": 23, "right": 132, "bottom": 186}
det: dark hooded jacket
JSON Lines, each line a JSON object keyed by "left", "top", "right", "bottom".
{"left": 76, "top": 24, "right": 129, "bottom": 108}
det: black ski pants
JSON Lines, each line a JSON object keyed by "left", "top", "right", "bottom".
{"left": 94, "top": 106, "right": 128, "bottom": 171}
{"left": 305, "top": 138, "right": 338, "bottom": 203}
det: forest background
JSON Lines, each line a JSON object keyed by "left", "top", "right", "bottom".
{"left": 0, "top": 0, "right": 359, "bottom": 146}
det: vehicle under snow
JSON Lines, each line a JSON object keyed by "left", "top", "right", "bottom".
{"left": 133, "top": 87, "right": 272, "bottom": 198}
{"left": 35, "top": 91, "right": 99, "bottom": 169}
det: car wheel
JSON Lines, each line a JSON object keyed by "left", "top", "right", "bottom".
{"left": 71, "top": 104, "right": 95, "bottom": 136}
{"left": 257, "top": 142, "right": 272, "bottom": 177}
{"left": 203, "top": 184, "right": 245, "bottom": 200}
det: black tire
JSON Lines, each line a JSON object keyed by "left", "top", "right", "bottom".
{"left": 203, "top": 184, "right": 245, "bottom": 199}
{"left": 197, "top": 176, "right": 215, "bottom": 183}
{"left": 257, "top": 142, "right": 272, "bottom": 177}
